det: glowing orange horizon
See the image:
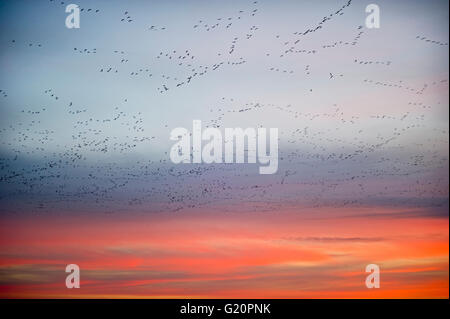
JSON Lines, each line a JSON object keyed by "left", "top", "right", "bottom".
{"left": 0, "top": 207, "right": 448, "bottom": 299}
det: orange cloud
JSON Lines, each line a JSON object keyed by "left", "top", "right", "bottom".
{"left": 0, "top": 207, "right": 448, "bottom": 298}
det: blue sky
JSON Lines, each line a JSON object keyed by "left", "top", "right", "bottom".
{"left": 0, "top": 0, "right": 448, "bottom": 214}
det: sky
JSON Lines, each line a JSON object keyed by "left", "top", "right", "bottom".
{"left": 0, "top": 0, "right": 448, "bottom": 298}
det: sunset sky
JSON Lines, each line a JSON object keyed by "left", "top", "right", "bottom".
{"left": 0, "top": 208, "right": 448, "bottom": 298}
{"left": 0, "top": 0, "right": 448, "bottom": 298}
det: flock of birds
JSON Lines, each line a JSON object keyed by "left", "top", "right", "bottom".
{"left": 0, "top": 0, "right": 448, "bottom": 215}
